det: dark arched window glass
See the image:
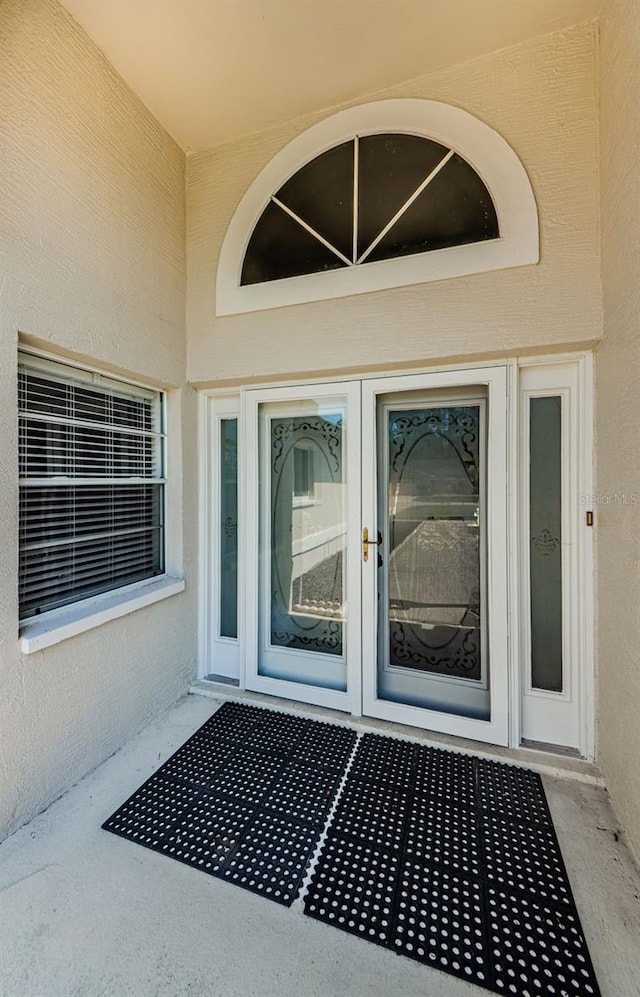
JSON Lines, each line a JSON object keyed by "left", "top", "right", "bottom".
{"left": 241, "top": 134, "right": 499, "bottom": 287}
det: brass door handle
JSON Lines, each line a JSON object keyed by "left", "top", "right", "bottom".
{"left": 362, "top": 527, "right": 382, "bottom": 562}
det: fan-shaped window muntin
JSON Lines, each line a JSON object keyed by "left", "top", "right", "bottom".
{"left": 241, "top": 134, "right": 499, "bottom": 287}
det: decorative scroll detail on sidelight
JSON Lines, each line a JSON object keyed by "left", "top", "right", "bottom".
{"left": 270, "top": 415, "right": 344, "bottom": 656}
{"left": 531, "top": 528, "right": 560, "bottom": 558}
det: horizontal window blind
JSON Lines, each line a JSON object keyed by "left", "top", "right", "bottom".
{"left": 18, "top": 353, "right": 165, "bottom": 620}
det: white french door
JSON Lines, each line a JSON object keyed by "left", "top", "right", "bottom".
{"left": 242, "top": 366, "right": 510, "bottom": 745}
{"left": 243, "top": 382, "right": 363, "bottom": 714}
{"left": 361, "top": 367, "right": 509, "bottom": 745}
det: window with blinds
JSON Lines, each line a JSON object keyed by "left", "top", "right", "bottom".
{"left": 18, "top": 352, "right": 165, "bottom": 621}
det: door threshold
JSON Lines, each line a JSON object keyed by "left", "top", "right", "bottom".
{"left": 203, "top": 672, "right": 240, "bottom": 687}
{"left": 520, "top": 737, "right": 581, "bottom": 758}
{"left": 190, "top": 680, "right": 603, "bottom": 787}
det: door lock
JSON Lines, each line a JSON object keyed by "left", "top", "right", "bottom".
{"left": 362, "top": 527, "right": 382, "bottom": 562}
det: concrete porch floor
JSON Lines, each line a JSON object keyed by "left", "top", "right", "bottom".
{"left": 1, "top": 695, "right": 639, "bottom": 997}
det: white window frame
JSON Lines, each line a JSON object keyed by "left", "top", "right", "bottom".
{"left": 216, "top": 99, "right": 539, "bottom": 315}
{"left": 18, "top": 348, "right": 184, "bottom": 654}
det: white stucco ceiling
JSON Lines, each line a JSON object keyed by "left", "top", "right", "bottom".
{"left": 60, "top": 0, "right": 602, "bottom": 152}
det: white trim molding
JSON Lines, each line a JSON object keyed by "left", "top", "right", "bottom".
{"left": 217, "top": 99, "right": 539, "bottom": 315}
{"left": 20, "top": 575, "right": 185, "bottom": 653}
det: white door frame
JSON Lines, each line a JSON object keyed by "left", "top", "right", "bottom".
{"left": 197, "top": 352, "right": 594, "bottom": 759}
{"left": 198, "top": 391, "right": 241, "bottom": 682}
{"left": 517, "top": 355, "right": 594, "bottom": 758}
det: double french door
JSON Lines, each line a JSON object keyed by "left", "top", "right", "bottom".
{"left": 242, "top": 367, "right": 510, "bottom": 745}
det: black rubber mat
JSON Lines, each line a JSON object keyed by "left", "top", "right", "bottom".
{"left": 304, "top": 733, "right": 600, "bottom": 997}
{"left": 103, "top": 701, "right": 356, "bottom": 906}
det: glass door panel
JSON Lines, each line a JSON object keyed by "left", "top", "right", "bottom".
{"left": 377, "top": 392, "right": 489, "bottom": 720}
{"left": 257, "top": 396, "right": 349, "bottom": 692}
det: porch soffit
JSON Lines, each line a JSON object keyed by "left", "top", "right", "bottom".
{"left": 60, "top": 0, "right": 602, "bottom": 152}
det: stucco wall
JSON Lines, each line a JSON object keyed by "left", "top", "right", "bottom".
{"left": 187, "top": 23, "right": 600, "bottom": 384}
{"left": 0, "top": 0, "right": 195, "bottom": 841}
{"left": 597, "top": 0, "right": 640, "bottom": 863}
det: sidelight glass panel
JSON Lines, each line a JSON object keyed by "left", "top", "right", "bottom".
{"left": 529, "top": 396, "right": 563, "bottom": 692}
{"left": 220, "top": 419, "right": 238, "bottom": 639}
{"left": 258, "top": 398, "right": 347, "bottom": 691}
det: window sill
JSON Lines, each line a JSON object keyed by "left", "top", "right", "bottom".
{"left": 19, "top": 575, "right": 185, "bottom": 654}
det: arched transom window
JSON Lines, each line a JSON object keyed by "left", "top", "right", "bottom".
{"left": 241, "top": 135, "right": 499, "bottom": 286}
{"left": 217, "top": 100, "right": 538, "bottom": 315}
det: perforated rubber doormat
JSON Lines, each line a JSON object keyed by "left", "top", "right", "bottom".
{"left": 304, "top": 733, "right": 600, "bottom": 997}
{"left": 102, "top": 701, "right": 356, "bottom": 905}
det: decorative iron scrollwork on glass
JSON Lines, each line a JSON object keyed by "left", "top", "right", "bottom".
{"left": 270, "top": 415, "right": 344, "bottom": 656}
{"left": 272, "top": 417, "right": 342, "bottom": 474}
{"left": 390, "top": 619, "right": 481, "bottom": 679}
{"left": 272, "top": 619, "right": 342, "bottom": 654}
{"left": 389, "top": 408, "right": 478, "bottom": 485}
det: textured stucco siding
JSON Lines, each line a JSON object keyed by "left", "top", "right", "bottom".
{"left": 0, "top": 0, "right": 195, "bottom": 841}
{"left": 597, "top": 0, "right": 640, "bottom": 863}
{"left": 187, "top": 23, "right": 600, "bottom": 385}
